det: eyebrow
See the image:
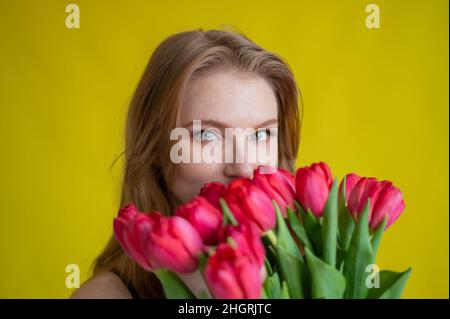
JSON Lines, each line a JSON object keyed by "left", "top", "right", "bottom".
{"left": 181, "top": 118, "right": 278, "bottom": 129}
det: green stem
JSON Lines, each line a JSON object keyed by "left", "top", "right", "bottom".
{"left": 265, "top": 229, "right": 278, "bottom": 246}
{"left": 219, "top": 198, "right": 238, "bottom": 226}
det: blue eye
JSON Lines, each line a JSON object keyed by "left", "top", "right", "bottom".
{"left": 250, "top": 129, "right": 269, "bottom": 141}
{"left": 194, "top": 129, "right": 220, "bottom": 141}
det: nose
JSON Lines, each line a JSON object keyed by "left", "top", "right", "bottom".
{"left": 224, "top": 163, "right": 255, "bottom": 180}
{"left": 222, "top": 128, "right": 258, "bottom": 180}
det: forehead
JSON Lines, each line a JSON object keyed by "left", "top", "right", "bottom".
{"left": 178, "top": 71, "right": 278, "bottom": 128}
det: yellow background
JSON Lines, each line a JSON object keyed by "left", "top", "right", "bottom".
{"left": 0, "top": 0, "right": 448, "bottom": 298}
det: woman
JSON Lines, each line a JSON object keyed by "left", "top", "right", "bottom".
{"left": 72, "top": 28, "right": 302, "bottom": 298}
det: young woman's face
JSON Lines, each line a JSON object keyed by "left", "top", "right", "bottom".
{"left": 168, "top": 70, "right": 279, "bottom": 205}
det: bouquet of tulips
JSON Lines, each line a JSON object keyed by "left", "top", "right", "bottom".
{"left": 113, "top": 162, "right": 412, "bottom": 299}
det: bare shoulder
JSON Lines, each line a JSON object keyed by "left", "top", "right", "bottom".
{"left": 70, "top": 271, "right": 133, "bottom": 299}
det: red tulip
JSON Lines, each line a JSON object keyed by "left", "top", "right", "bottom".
{"left": 295, "top": 162, "right": 333, "bottom": 217}
{"left": 204, "top": 243, "right": 262, "bottom": 299}
{"left": 310, "top": 162, "right": 333, "bottom": 187}
{"left": 252, "top": 166, "right": 296, "bottom": 217}
{"left": 114, "top": 204, "right": 204, "bottom": 273}
{"left": 347, "top": 177, "right": 405, "bottom": 230}
{"left": 218, "top": 222, "right": 265, "bottom": 267}
{"left": 175, "top": 196, "right": 223, "bottom": 245}
{"left": 371, "top": 182, "right": 405, "bottom": 230}
{"left": 199, "top": 181, "right": 227, "bottom": 210}
{"left": 113, "top": 204, "right": 155, "bottom": 271}
{"left": 146, "top": 214, "right": 204, "bottom": 273}
{"left": 223, "top": 178, "right": 276, "bottom": 233}
{"left": 339, "top": 173, "right": 363, "bottom": 205}
{"left": 347, "top": 177, "right": 381, "bottom": 217}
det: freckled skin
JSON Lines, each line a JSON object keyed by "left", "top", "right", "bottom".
{"left": 167, "top": 71, "right": 279, "bottom": 205}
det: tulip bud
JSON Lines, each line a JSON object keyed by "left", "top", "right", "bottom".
{"left": 223, "top": 178, "right": 276, "bottom": 233}
{"left": 175, "top": 196, "right": 223, "bottom": 245}
{"left": 114, "top": 204, "right": 204, "bottom": 273}
{"left": 204, "top": 243, "right": 262, "bottom": 299}
{"left": 146, "top": 214, "right": 204, "bottom": 273}
{"left": 311, "top": 162, "right": 333, "bottom": 188}
{"left": 347, "top": 177, "right": 405, "bottom": 230}
{"left": 295, "top": 162, "right": 333, "bottom": 217}
{"left": 252, "top": 166, "right": 296, "bottom": 217}
{"left": 370, "top": 181, "right": 405, "bottom": 230}
{"left": 113, "top": 204, "right": 155, "bottom": 271}
{"left": 218, "top": 222, "right": 265, "bottom": 267}
{"left": 339, "top": 173, "right": 362, "bottom": 205}
{"left": 199, "top": 181, "right": 227, "bottom": 210}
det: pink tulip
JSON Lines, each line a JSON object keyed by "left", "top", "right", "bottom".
{"left": 113, "top": 204, "right": 155, "bottom": 271}
{"left": 371, "top": 182, "right": 405, "bottom": 230}
{"left": 347, "top": 177, "right": 405, "bottom": 230}
{"left": 252, "top": 166, "right": 296, "bottom": 217}
{"left": 175, "top": 196, "right": 223, "bottom": 245}
{"left": 199, "top": 181, "right": 227, "bottom": 210}
{"left": 295, "top": 162, "right": 333, "bottom": 217}
{"left": 218, "top": 222, "right": 265, "bottom": 267}
{"left": 114, "top": 204, "right": 204, "bottom": 273}
{"left": 146, "top": 214, "right": 204, "bottom": 273}
{"left": 339, "top": 173, "right": 363, "bottom": 205}
{"left": 223, "top": 178, "right": 276, "bottom": 233}
{"left": 204, "top": 243, "right": 262, "bottom": 299}
{"left": 347, "top": 177, "right": 382, "bottom": 218}
{"left": 310, "top": 162, "right": 333, "bottom": 188}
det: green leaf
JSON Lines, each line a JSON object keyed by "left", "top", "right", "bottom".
{"left": 280, "top": 280, "right": 290, "bottom": 299}
{"left": 322, "top": 179, "right": 339, "bottom": 267}
{"left": 336, "top": 246, "right": 346, "bottom": 272}
{"left": 264, "top": 257, "right": 273, "bottom": 276}
{"left": 371, "top": 217, "right": 387, "bottom": 260}
{"left": 343, "top": 200, "right": 374, "bottom": 299}
{"left": 367, "top": 268, "right": 412, "bottom": 299}
{"left": 154, "top": 269, "right": 195, "bottom": 299}
{"left": 295, "top": 201, "right": 322, "bottom": 255}
{"left": 261, "top": 239, "right": 278, "bottom": 276}
{"left": 287, "top": 208, "right": 313, "bottom": 251}
{"left": 337, "top": 176, "right": 355, "bottom": 252}
{"left": 276, "top": 245, "right": 308, "bottom": 298}
{"left": 304, "top": 247, "right": 346, "bottom": 299}
{"left": 338, "top": 208, "right": 355, "bottom": 252}
{"left": 263, "top": 272, "right": 282, "bottom": 299}
{"left": 273, "top": 201, "right": 303, "bottom": 261}
{"left": 273, "top": 201, "right": 307, "bottom": 298}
